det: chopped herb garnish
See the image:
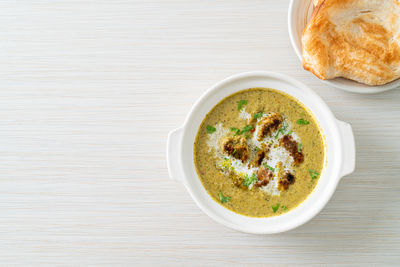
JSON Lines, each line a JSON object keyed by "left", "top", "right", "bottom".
{"left": 241, "top": 125, "right": 254, "bottom": 134}
{"left": 237, "top": 100, "right": 248, "bottom": 111}
{"left": 272, "top": 203, "right": 280, "bottom": 213}
{"left": 255, "top": 146, "right": 260, "bottom": 151}
{"left": 309, "top": 169, "right": 320, "bottom": 180}
{"left": 298, "top": 143, "right": 303, "bottom": 153}
{"left": 245, "top": 134, "right": 250, "bottom": 139}
{"left": 232, "top": 149, "right": 237, "bottom": 155}
{"left": 253, "top": 111, "right": 264, "bottom": 120}
{"left": 206, "top": 125, "right": 216, "bottom": 133}
{"left": 274, "top": 122, "right": 288, "bottom": 139}
{"left": 274, "top": 129, "right": 283, "bottom": 139}
{"left": 297, "top": 118, "right": 310, "bottom": 125}
{"left": 281, "top": 205, "right": 288, "bottom": 212}
{"left": 230, "top": 125, "right": 254, "bottom": 136}
{"left": 219, "top": 191, "right": 231, "bottom": 203}
{"left": 230, "top": 127, "right": 241, "bottom": 135}
{"left": 287, "top": 130, "right": 293, "bottom": 135}
{"left": 243, "top": 173, "right": 257, "bottom": 187}
{"left": 263, "top": 163, "right": 275, "bottom": 172}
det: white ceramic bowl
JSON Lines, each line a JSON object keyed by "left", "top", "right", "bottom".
{"left": 288, "top": 0, "right": 400, "bottom": 94}
{"left": 167, "top": 71, "right": 355, "bottom": 234}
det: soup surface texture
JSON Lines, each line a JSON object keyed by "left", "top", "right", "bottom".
{"left": 194, "top": 88, "right": 325, "bottom": 217}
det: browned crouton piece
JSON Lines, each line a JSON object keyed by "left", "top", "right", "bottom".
{"left": 280, "top": 135, "right": 304, "bottom": 165}
{"left": 252, "top": 144, "right": 270, "bottom": 167}
{"left": 255, "top": 167, "right": 274, "bottom": 187}
{"left": 278, "top": 172, "right": 295, "bottom": 191}
{"left": 220, "top": 136, "right": 249, "bottom": 162}
{"left": 257, "top": 113, "right": 283, "bottom": 141}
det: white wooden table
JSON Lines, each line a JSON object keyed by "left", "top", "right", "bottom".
{"left": 0, "top": 0, "right": 399, "bottom": 265}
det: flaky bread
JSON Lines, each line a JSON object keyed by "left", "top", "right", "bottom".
{"left": 302, "top": 0, "right": 400, "bottom": 85}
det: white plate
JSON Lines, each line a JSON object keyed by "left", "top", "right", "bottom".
{"left": 167, "top": 71, "right": 355, "bottom": 234}
{"left": 288, "top": 0, "right": 400, "bottom": 94}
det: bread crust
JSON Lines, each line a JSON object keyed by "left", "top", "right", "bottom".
{"left": 302, "top": 0, "right": 400, "bottom": 85}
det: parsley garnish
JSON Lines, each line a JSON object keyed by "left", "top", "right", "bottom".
{"left": 274, "top": 121, "right": 288, "bottom": 139}
{"left": 287, "top": 130, "right": 293, "bottom": 135}
{"left": 309, "top": 169, "right": 320, "bottom": 180}
{"left": 219, "top": 191, "right": 231, "bottom": 203}
{"left": 237, "top": 100, "right": 247, "bottom": 111}
{"left": 243, "top": 173, "right": 257, "bottom": 187}
{"left": 274, "top": 129, "right": 283, "bottom": 139}
{"left": 253, "top": 111, "right": 264, "bottom": 120}
{"left": 272, "top": 203, "right": 280, "bottom": 213}
{"left": 229, "top": 125, "right": 254, "bottom": 136}
{"left": 298, "top": 143, "right": 303, "bottom": 153}
{"left": 263, "top": 163, "right": 275, "bottom": 172}
{"left": 230, "top": 127, "right": 241, "bottom": 135}
{"left": 281, "top": 205, "right": 288, "bottom": 212}
{"left": 206, "top": 125, "right": 216, "bottom": 133}
{"left": 241, "top": 125, "right": 254, "bottom": 134}
{"left": 297, "top": 118, "right": 309, "bottom": 125}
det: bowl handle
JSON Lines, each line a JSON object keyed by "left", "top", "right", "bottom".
{"left": 167, "top": 127, "right": 184, "bottom": 182}
{"left": 336, "top": 119, "right": 356, "bottom": 178}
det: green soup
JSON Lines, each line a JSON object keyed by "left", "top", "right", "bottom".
{"left": 193, "top": 88, "right": 325, "bottom": 217}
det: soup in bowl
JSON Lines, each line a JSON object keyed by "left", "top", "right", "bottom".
{"left": 194, "top": 88, "right": 325, "bottom": 217}
{"left": 167, "top": 71, "right": 355, "bottom": 233}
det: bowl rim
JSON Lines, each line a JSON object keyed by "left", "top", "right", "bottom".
{"left": 287, "top": 0, "right": 400, "bottom": 94}
{"left": 173, "top": 71, "right": 350, "bottom": 234}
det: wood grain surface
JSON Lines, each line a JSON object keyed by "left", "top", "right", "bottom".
{"left": 0, "top": 0, "right": 399, "bottom": 266}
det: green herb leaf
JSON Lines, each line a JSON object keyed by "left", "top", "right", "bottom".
{"left": 287, "top": 130, "right": 293, "bottom": 135}
{"left": 232, "top": 149, "right": 237, "bottom": 155}
{"left": 281, "top": 205, "right": 288, "bottom": 212}
{"left": 237, "top": 100, "right": 248, "bottom": 111}
{"left": 243, "top": 173, "right": 257, "bottom": 187}
{"left": 274, "top": 122, "right": 288, "bottom": 139}
{"left": 230, "top": 127, "right": 241, "bottom": 135}
{"left": 274, "top": 129, "right": 283, "bottom": 139}
{"left": 298, "top": 143, "right": 303, "bottom": 153}
{"left": 297, "top": 118, "right": 310, "bottom": 125}
{"left": 263, "top": 163, "right": 275, "bottom": 172}
{"left": 219, "top": 191, "right": 231, "bottom": 203}
{"left": 241, "top": 125, "right": 254, "bottom": 134}
{"left": 272, "top": 203, "right": 280, "bottom": 213}
{"left": 253, "top": 111, "right": 264, "bottom": 120}
{"left": 206, "top": 125, "right": 216, "bottom": 133}
{"left": 309, "top": 169, "right": 320, "bottom": 180}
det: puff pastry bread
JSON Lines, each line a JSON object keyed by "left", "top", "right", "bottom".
{"left": 302, "top": 0, "right": 400, "bottom": 85}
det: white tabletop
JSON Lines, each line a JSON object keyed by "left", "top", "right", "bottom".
{"left": 1, "top": 0, "right": 399, "bottom": 265}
